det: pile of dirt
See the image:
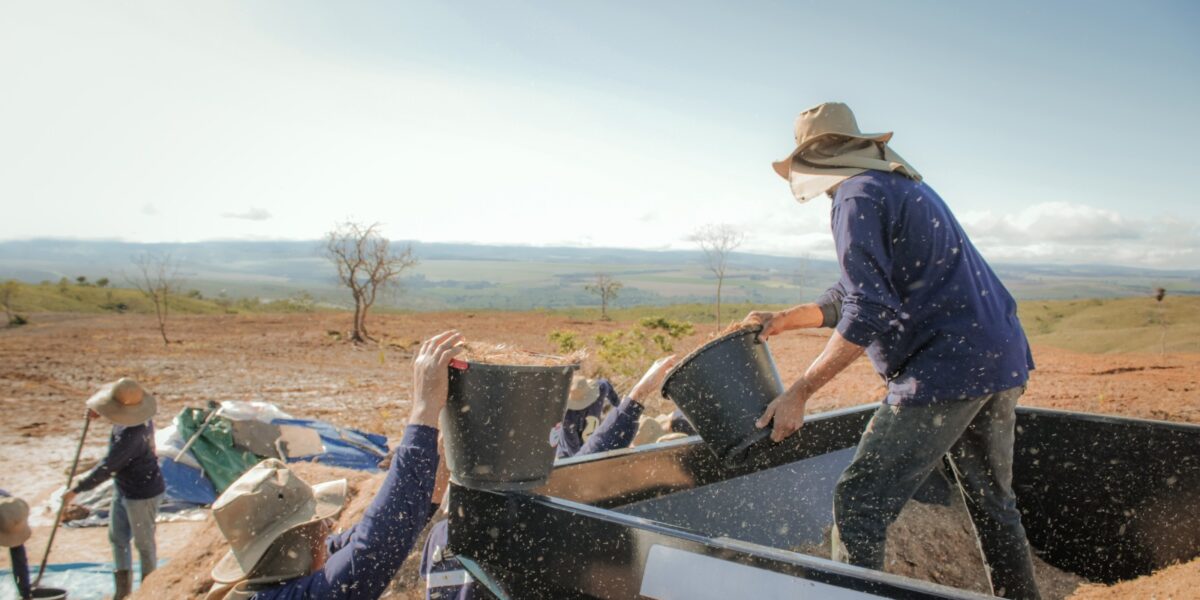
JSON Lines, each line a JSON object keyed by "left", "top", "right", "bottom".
{"left": 458, "top": 341, "right": 584, "bottom": 367}
{"left": 132, "top": 462, "right": 397, "bottom": 600}
{"left": 798, "top": 498, "right": 1087, "bottom": 599}
{"left": 1068, "top": 556, "right": 1200, "bottom": 599}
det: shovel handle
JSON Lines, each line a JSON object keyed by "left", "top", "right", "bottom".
{"left": 34, "top": 410, "right": 91, "bottom": 588}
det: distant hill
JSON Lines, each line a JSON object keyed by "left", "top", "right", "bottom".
{"left": 1, "top": 239, "right": 1196, "bottom": 311}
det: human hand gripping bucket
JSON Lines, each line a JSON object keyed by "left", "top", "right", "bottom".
{"left": 660, "top": 326, "right": 784, "bottom": 467}
{"left": 441, "top": 358, "right": 579, "bottom": 491}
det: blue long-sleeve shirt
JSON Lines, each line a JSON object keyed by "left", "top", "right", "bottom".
{"left": 816, "top": 171, "right": 1033, "bottom": 406}
{"left": 249, "top": 424, "right": 438, "bottom": 600}
{"left": 1, "top": 490, "right": 31, "bottom": 599}
{"left": 552, "top": 380, "right": 621, "bottom": 459}
{"left": 73, "top": 422, "right": 165, "bottom": 500}
{"left": 421, "top": 389, "right": 644, "bottom": 600}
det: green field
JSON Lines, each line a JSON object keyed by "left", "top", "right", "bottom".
{"left": 4, "top": 281, "right": 1196, "bottom": 355}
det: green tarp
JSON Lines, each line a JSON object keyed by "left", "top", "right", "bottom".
{"left": 175, "top": 408, "right": 262, "bottom": 493}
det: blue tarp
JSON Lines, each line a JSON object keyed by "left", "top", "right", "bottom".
{"left": 273, "top": 419, "right": 388, "bottom": 472}
{"left": 160, "top": 456, "right": 218, "bottom": 506}
{"left": 0, "top": 562, "right": 154, "bottom": 600}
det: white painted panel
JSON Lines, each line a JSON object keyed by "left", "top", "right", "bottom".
{"left": 639, "top": 544, "right": 885, "bottom": 600}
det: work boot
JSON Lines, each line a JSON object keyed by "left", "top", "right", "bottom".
{"left": 113, "top": 569, "right": 133, "bottom": 600}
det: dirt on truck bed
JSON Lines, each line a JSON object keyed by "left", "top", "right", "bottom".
{"left": 1, "top": 311, "right": 1197, "bottom": 598}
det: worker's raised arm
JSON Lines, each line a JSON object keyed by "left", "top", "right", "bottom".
{"left": 265, "top": 331, "right": 463, "bottom": 600}
{"left": 576, "top": 355, "right": 676, "bottom": 456}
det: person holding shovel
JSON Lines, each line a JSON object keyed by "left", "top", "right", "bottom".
{"left": 742, "top": 102, "right": 1040, "bottom": 599}
{"left": 61, "top": 378, "right": 165, "bottom": 599}
{"left": 1, "top": 491, "right": 33, "bottom": 599}
{"left": 203, "top": 330, "right": 464, "bottom": 600}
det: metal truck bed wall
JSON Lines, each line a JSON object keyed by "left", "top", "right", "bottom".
{"left": 447, "top": 405, "right": 1200, "bottom": 599}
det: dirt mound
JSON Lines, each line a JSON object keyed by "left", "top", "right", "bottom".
{"left": 459, "top": 341, "right": 584, "bottom": 367}
{"left": 1069, "top": 556, "right": 1200, "bottom": 599}
{"left": 798, "top": 498, "right": 1087, "bottom": 599}
{"left": 133, "top": 462, "right": 387, "bottom": 600}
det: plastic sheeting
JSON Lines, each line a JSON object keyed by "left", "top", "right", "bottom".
{"left": 273, "top": 419, "right": 388, "bottom": 472}
{"left": 175, "top": 408, "right": 261, "bottom": 493}
{"left": 0, "top": 562, "right": 154, "bottom": 600}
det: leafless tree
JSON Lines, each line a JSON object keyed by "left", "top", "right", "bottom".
{"left": 129, "top": 253, "right": 181, "bottom": 345}
{"left": 689, "top": 224, "right": 744, "bottom": 329}
{"left": 324, "top": 221, "right": 417, "bottom": 343}
{"left": 584, "top": 273, "right": 623, "bottom": 320}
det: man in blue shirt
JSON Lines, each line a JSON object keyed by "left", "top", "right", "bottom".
{"left": 743, "top": 103, "right": 1040, "bottom": 599}
{"left": 63, "top": 378, "right": 165, "bottom": 599}
{"left": 204, "top": 330, "right": 464, "bottom": 600}
{"left": 1, "top": 491, "right": 33, "bottom": 599}
{"left": 420, "top": 356, "right": 677, "bottom": 600}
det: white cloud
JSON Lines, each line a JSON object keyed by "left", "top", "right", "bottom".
{"left": 960, "top": 202, "right": 1199, "bottom": 267}
{"left": 222, "top": 208, "right": 272, "bottom": 221}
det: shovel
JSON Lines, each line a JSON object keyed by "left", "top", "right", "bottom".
{"left": 33, "top": 409, "right": 92, "bottom": 589}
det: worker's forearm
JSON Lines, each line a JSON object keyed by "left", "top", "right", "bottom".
{"left": 775, "top": 303, "right": 824, "bottom": 332}
{"left": 792, "top": 331, "right": 866, "bottom": 396}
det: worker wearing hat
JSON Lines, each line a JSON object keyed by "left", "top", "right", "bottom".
{"left": 421, "top": 355, "right": 677, "bottom": 600}
{"left": 1, "top": 490, "right": 33, "bottom": 599}
{"left": 62, "top": 378, "right": 165, "bottom": 599}
{"left": 743, "top": 102, "right": 1040, "bottom": 599}
{"left": 204, "top": 330, "right": 464, "bottom": 600}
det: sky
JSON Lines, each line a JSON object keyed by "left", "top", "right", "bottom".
{"left": 1, "top": 1, "right": 1198, "bottom": 268}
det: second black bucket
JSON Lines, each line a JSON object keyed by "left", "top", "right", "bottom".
{"left": 661, "top": 326, "right": 784, "bottom": 467}
{"left": 443, "top": 361, "right": 578, "bottom": 491}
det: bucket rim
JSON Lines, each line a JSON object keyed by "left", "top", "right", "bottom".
{"left": 660, "top": 325, "right": 763, "bottom": 399}
{"left": 452, "top": 361, "right": 581, "bottom": 373}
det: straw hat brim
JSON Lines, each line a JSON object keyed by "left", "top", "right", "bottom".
{"left": 210, "top": 479, "right": 347, "bottom": 584}
{"left": 0, "top": 519, "right": 31, "bottom": 548}
{"left": 771, "top": 130, "right": 893, "bottom": 179}
{"left": 566, "top": 378, "right": 602, "bottom": 411}
{"left": 86, "top": 387, "right": 158, "bottom": 426}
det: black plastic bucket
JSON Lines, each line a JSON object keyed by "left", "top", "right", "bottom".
{"left": 661, "top": 326, "right": 784, "bottom": 467}
{"left": 443, "top": 361, "right": 578, "bottom": 491}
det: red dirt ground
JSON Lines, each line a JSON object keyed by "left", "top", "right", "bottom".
{"left": 1, "top": 312, "right": 1197, "bottom": 597}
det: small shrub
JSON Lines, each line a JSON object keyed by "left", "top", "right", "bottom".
{"left": 548, "top": 330, "right": 582, "bottom": 353}
{"left": 7, "top": 314, "right": 27, "bottom": 327}
{"left": 592, "top": 317, "right": 693, "bottom": 381}
{"left": 95, "top": 277, "right": 109, "bottom": 288}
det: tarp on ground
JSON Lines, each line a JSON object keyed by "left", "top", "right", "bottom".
{"left": 175, "top": 407, "right": 261, "bottom": 493}
{"left": 272, "top": 418, "right": 388, "bottom": 471}
{"left": 0, "top": 562, "right": 153, "bottom": 600}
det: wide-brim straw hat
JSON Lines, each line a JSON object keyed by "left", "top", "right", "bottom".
{"left": 0, "top": 495, "right": 32, "bottom": 548}
{"left": 771, "top": 102, "right": 919, "bottom": 202}
{"left": 566, "top": 377, "right": 602, "bottom": 411}
{"left": 86, "top": 378, "right": 157, "bottom": 426}
{"left": 211, "top": 459, "right": 347, "bottom": 584}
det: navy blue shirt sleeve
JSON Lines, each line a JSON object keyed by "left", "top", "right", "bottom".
{"left": 253, "top": 424, "right": 438, "bottom": 600}
{"left": 815, "top": 281, "right": 846, "bottom": 328}
{"left": 831, "top": 193, "right": 902, "bottom": 347}
{"left": 10, "top": 545, "right": 30, "bottom": 599}
{"left": 575, "top": 398, "right": 644, "bottom": 456}
{"left": 73, "top": 426, "right": 141, "bottom": 494}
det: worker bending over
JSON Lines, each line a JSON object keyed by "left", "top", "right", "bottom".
{"left": 744, "top": 102, "right": 1040, "bottom": 599}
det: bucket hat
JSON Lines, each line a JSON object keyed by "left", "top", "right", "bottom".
{"left": 86, "top": 378, "right": 157, "bottom": 426}
{"left": 210, "top": 459, "right": 347, "bottom": 584}
{"left": 771, "top": 102, "right": 920, "bottom": 202}
{"left": 0, "top": 494, "right": 32, "bottom": 548}
{"left": 566, "top": 377, "right": 602, "bottom": 411}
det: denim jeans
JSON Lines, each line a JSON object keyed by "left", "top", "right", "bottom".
{"left": 830, "top": 386, "right": 1041, "bottom": 600}
{"left": 109, "top": 488, "right": 162, "bottom": 577}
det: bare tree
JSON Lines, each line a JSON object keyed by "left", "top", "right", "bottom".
{"left": 129, "top": 253, "right": 181, "bottom": 345}
{"left": 1154, "top": 287, "right": 1168, "bottom": 356}
{"left": 689, "top": 224, "right": 744, "bottom": 329}
{"left": 324, "top": 222, "right": 417, "bottom": 343}
{"left": 584, "top": 273, "right": 623, "bottom": 320}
